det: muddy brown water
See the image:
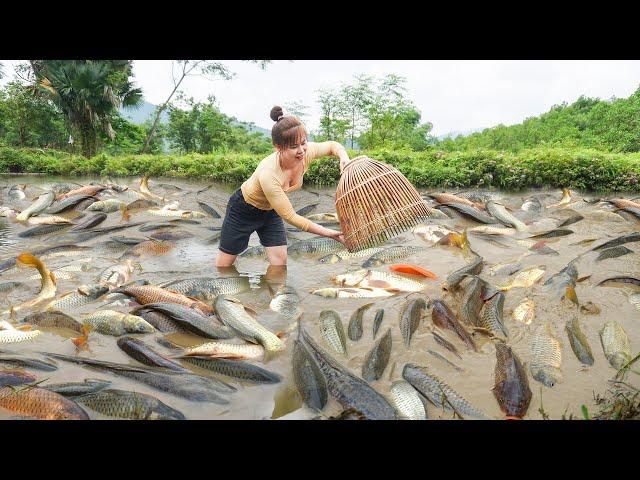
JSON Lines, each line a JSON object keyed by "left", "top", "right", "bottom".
{"left": 0, "top": 175, "right": 638, "bottom": 420}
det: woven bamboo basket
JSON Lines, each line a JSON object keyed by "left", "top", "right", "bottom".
{"left": 336, "top": 155, "right": 436, "bottom": 252}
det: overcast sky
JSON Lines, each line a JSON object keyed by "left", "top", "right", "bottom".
{"left": 2, "top": 60, "right": 640, "bottom": 136}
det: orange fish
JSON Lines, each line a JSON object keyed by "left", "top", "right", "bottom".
{"left": 71, "top": 324, "right": 91, "bottom": 350}
{"left": 389, "top": 264, "right": 437, "bottom": 280}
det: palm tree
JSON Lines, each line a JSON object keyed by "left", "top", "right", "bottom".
{"left": 30, "top": 60, "right": 142, "bottom": 157}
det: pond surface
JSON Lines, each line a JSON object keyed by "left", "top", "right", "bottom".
{"left": 0, "top": 175, "right": 638, "bottom": 420}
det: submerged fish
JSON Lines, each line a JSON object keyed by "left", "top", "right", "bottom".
{"left": 362, "top": 328, "right": 392, "bottom": 381}
{"left": 136, "top": 302, "right": 232, "bottom": 339}
{"left": 530, "top": 322, "right": 563, "bottom": 388}
{"left": 292, "top": 339, "right": 328, "bottom": 410}
{"left": 312, "top": 287, "right": 396, "bottom": 298}
{"left": 299, "top": 326, "right": 396, "bottom": 420}
{"left": 197, "top": 201, "right": 221, "bottom": 218}
{"left": 214, "top": 296, "right": 285, "bottom": 353}
{"left": 347, "top": 303, "right": 373, "bottom": 341}
{"left": 399, "top": 297, "right": 427, "bottom": 347}
{"left": 591, "top": 232, "right": 640, "bottom": 251}
{"left": 2, "top": 253, "right": 57, "bottom": 315}
{"left": 599, "top": 321, "right": 631, "bottom": 370}
{"left": 390, "top": 380, "right": 427, "bottom": 420}
{"left": 288, "top": 237, "right": 342, "bottom": 255}
{"left": 0, "top": 386, "right": 88, "bottom": 420}
{"left": 179, "top": 356, "right": 282, "bottom": 384}
{"left": 372, "top": 309, "right": 384, "bottom": 339}
{"left": 269, "top": 285, "right": 302, "bottom": 322}
{"left": 493, "top": 343, "right": 532, "bottom": 419}
{"left": 319, "top": 310, "right": 348, "bottom": 355}
{"left": 440, "top": 202, "right": 495, "bottom": 224}
{"left": 498, "top": 266, "right": 546, "bottom": 291}
{"left": 402, "top": 364, "right": 488, "bottom": 419}
{"left": 595, "top": 246, "right": 633, "bottom": 262}
{"left": 530, "top": 229, "right": 573, "bottom": 239}
{"left": 443, "top": 256, "right": 483, "bottom": 290}
{"left": 117, "top": 336, "right": 188, "bottom": 372}
{"left": 318, "top": 247, "right": 386, "bottom": 264}
{"left": 0, "top": 369, "right": 38, "bottom": 387}
{"left": 362, "top": 246, "right": 427, "bottom": 268}
{"left": 77, "top": 388, "right": 186, "bottom": 420}
{"left": 459, "top": 276, "right": 484, "bottom": 327}
{"left": 114, "top": 285, "right": 214, "bottom": 316}
{"left": 565, "top": 317, "right": 594, "bottom": 366}
{"left": 430, "top": 299, "right": 477, "bottom": 351}
{"left": 42, "top": 379, "right": 111, "bottom": 397}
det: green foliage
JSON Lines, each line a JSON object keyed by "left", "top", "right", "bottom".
{"left": 439, "top": 87, "right": 640, "bottom": 153}
{"left": 166, "top": 96, "right": 272, "bottom": 155}
{"left": 1, "top": 145, "right": 638, "bottom": 192}
{"left": 0, "top": 81, "right": 68, "bottom": 148}
{"left": 30, "top": 60, "right": 143, "bottom": 157}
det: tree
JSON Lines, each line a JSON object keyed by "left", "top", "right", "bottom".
{"left": 141, "top": 60, "right": 271, "bottom": 154}
{"left": 30, "top": 60, "right": 143, "bottom": 157}
{"left": 339, "top": 74, "right": 375, "bottom": 148}
{"left": 315, "top": 88, "right": 349, "bottom": 143}
{"left": 283, "top": 99, "right": 310, "bottom": 122}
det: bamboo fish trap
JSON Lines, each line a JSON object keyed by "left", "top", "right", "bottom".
{"left": 336, "top": 155, "right": 436, "bottom": 252}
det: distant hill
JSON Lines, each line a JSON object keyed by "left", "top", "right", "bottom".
{"left": 120, "top": 100, "right": 271, "bottom": 139}
{"left": 437, "top": 128, "right": 484, "bottom": 140}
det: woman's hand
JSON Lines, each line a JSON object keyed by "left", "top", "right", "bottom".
{"left": 325, "top": 229, "right": 346, "bottom": 245}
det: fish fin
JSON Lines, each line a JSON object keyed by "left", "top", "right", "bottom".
{"left": 565, "top": 285, "right": 579, "bottom": 307}
{"left": 577, "top": 275, "right": 591, "bottom": 283}
{"left": 210, "top": 353, "right": 245, "bottom": 360}
{"left": 365, "top": 279, "right": 394, "bottom": 288}
{"left": 49, "top": 271, "right": 57, "bottom": 285}
{"left": 16, "top": 324, "right": 32, "bottom": 331}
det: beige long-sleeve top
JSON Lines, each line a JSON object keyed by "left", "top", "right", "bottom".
{"left": 240, "top": 141, "right": 343, "bottom": 231}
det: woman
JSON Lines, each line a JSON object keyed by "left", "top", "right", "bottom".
{"left": 216, "top": 106, "right": 351, "bottom": 267}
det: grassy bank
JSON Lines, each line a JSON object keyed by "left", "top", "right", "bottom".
{"left": 1, "top": 146, "right": 639, "bottom": 191}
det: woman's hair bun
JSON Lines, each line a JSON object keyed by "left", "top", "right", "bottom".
{"left": 270, "top": 105, "right": 284, "bottom": 122}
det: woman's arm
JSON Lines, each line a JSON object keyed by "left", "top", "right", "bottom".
{"left": 307, "top": 141, "right": 351, "bottom": 173}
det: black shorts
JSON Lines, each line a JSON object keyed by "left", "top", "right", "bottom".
{"left": 218, "top": 188, "right": 287, "bottom": 255}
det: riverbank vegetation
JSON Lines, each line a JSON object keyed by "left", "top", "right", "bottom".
{"left": 1, "top": 60, "right": 640, "bottom": 191}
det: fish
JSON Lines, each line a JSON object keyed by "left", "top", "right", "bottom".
{"left": 512, "top": 298, "right": 535, "bottom": 325}
{"left": 362, "top": 246, "right": 427, "bottom": 268}
{"left": 239, "top": 245, "right": 266, "bottom": 258}
{"left": 8, "top": 184, "right": 27, "bottom": 200}
{"left": 440, "top": 202, "right": 495, "bottom": 224}
{"left": 597, "top": 276, "right": 640, "bottom": 287}
{"left": 427, "top": 347, "right": 463, "bottom": 370}
{"left": 150, "top": 229, "right": 193, "bottom": 241}
{"left": 0, "top": 281, "right": 26, "bottom": 293}
{"left": 334, "top": 269, "right": 425, "bottom": 292}
{"left": 412, "top": 223, "right": 457, "bottom": 244}
{"left": 479, "top": 292, "right": 508, "bottom": 337}
{"left": 306, "top": 213, "right": 338, "bottom": 221}
{"left": 629, "top": 293, "right": 640, "bottom": 312}
{"left": 399, "top": 297, "right": 427, "bottom": 347}
{"left": 486, "top": 201, "right": 527, "bottom": 231}
{"left": 498, "top": 266, "right": 546, "bottom": 291}
{"left": 430, "top": 299, "right": 478, "bottom": 351}
{"left": 17, "top": 223, "right": 71, "bottom": 238}
{"left": 292, "top": 339, "right": 327, "bottom": 410}
{"left": 521, "top": 196, "right": 542, "bottom": 212}
{"left": 586, "top": 210, "right": 627, "bottom": 223}
{"left": 493, "top": 342, "right": 532, "bottom": 419}
{"left": 45, "top": 284, "right": 109, "bottom": 311}
{"left": 159, "top": 276, "right": 251, "bottom": 300}
{"left": 443, "top": 256, "right": 483, "bottom": 290}
{"left": 214, "top": 296, "right": 285, "bottom": 353}
{"left": 46, "top": 194, "right": 96, "bottom": 214}
{"left": 591, "top": 232, "right": 640, "bottom": 251}
{"left": 0, "top": 386, "right": 88, "bottom": 420}
{"left": 0, "top": 369, "right": 37, "bottom": 387}
{"left": 294, "top": 203, "right": 319, "bottom": 216}
{"left": 565, "top": 317, "right": 594, "bottom": 366}
{"left": 86, "top": 199, "right": 127, "bottom": 213}
{"left": 121, "top": 239, "right": 174, "bottom": 259}
{"left": 139, "top": 175, "right": 164, "bottom": 202}
{"left": 42, "top": 379, "right": 112, "bottom": 397}
{"left": 402, "top": 364, "right": 488, "bottom": 419}
{"left": 24, "top": 214, "right": 73, "bottom": 225}
{"left": 0, "top": 354, "right": 58, "bottom": 371}
{"left": 178, "top": 356, "right": 282, "bottom": 384}
{"left": 312, "top": 287, "right": 396, "bottom": 298}
{"left": 390, "top": 380, "right": 427, "bottom": 420}
{"left": 556, "top": 214, "right": 584, "bottom": 228}
{"left": 117, "top": 336, "right": 188, "bottom": 372}
{"left": 134, "top": 303, "right": 232, "bottom": 339}
{"left": 318, "top": 247, "right": 386, "bottom": 264}
{"left": 299, "top": 325, "right": 396, "bottom": 419}
{"left": 44, "top": 353, "right": 232, "bottom": 403}
{"left": 606, "top": 198, "right": 640, "bottom": 210}
{"left": 76, "top": 388, "right": 186, "bottom": 420}
{"left": 595, "top": 246, "right": 633, "bottom": 262}
{"left": 347, "top": 303, "right": 373, "bottom": 341}
{"left": 546, "top": 188, "right": 572, "bottom": 208}
{"left": 427, "top": 192, "right": 483, "bottom": 209}
{"left": 98, "top": 260, "right": 136, "bottom": 288}
{"left": 319, "top": 310, "right": 348, "bottom": 355}
{"left": 599, "top": 321, "right": 631, "bottom": 370}
{"left": 134, "top": 308, "right": 189, "bottom": 334}
{"left": 126, "top": 198, "right": 158, "bottom": 210}
{"left": 388, "top": 264, "right": 437, "bottom": 279}
{"left": 362, "top": 328, "right": 392, "bottom": 381}
{"left": 489, "top": 261, "right": 522, "bottom": 277}
{"left": 114, "top": 285, "right": 214, "bottom": 316}
{"left": 372, "top": 309, "right": 384, "bottom": 339}
{"left": 81, "top": 310, "right": 156, "bottom": 336}
{"left": 459, "top": 276, "right": 484, "bottom": 327}
{"left": 288, "top": 237, "right": 343, "bottom": 255}
{"left": 57, "top": 185, "right": 105, "bottom": 201}
{"left": 269, "top": 285, "right": 302, "bottom": 322}
{"left": 469, "top": 224, "right": 516, "bottom": 236}
{"left": 148, "top": 205, "right": 206, "bottom": 219}
{"left": 197, "top": 201, "right": 221, "bottom": 218}
{"left": 530, "top": 322, "right": 563, "bottom": 387}
{"left": 0, "top": 328, "right": 41, "bottom": 344}
{"left": 183, "top": 341, "right": 265, "bottom": 360}
{"left": 16, "top": 190, "right": 55, "bottom": 221}
{"left": 2, "top": 253, "right": 57, "bottom": 315}
{"left": 529, "top": 229, "right": 574, "bottom": 239}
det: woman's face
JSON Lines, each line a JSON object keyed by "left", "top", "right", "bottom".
{"left": 278, "top": 136, "right": 308, "bottom": 164}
